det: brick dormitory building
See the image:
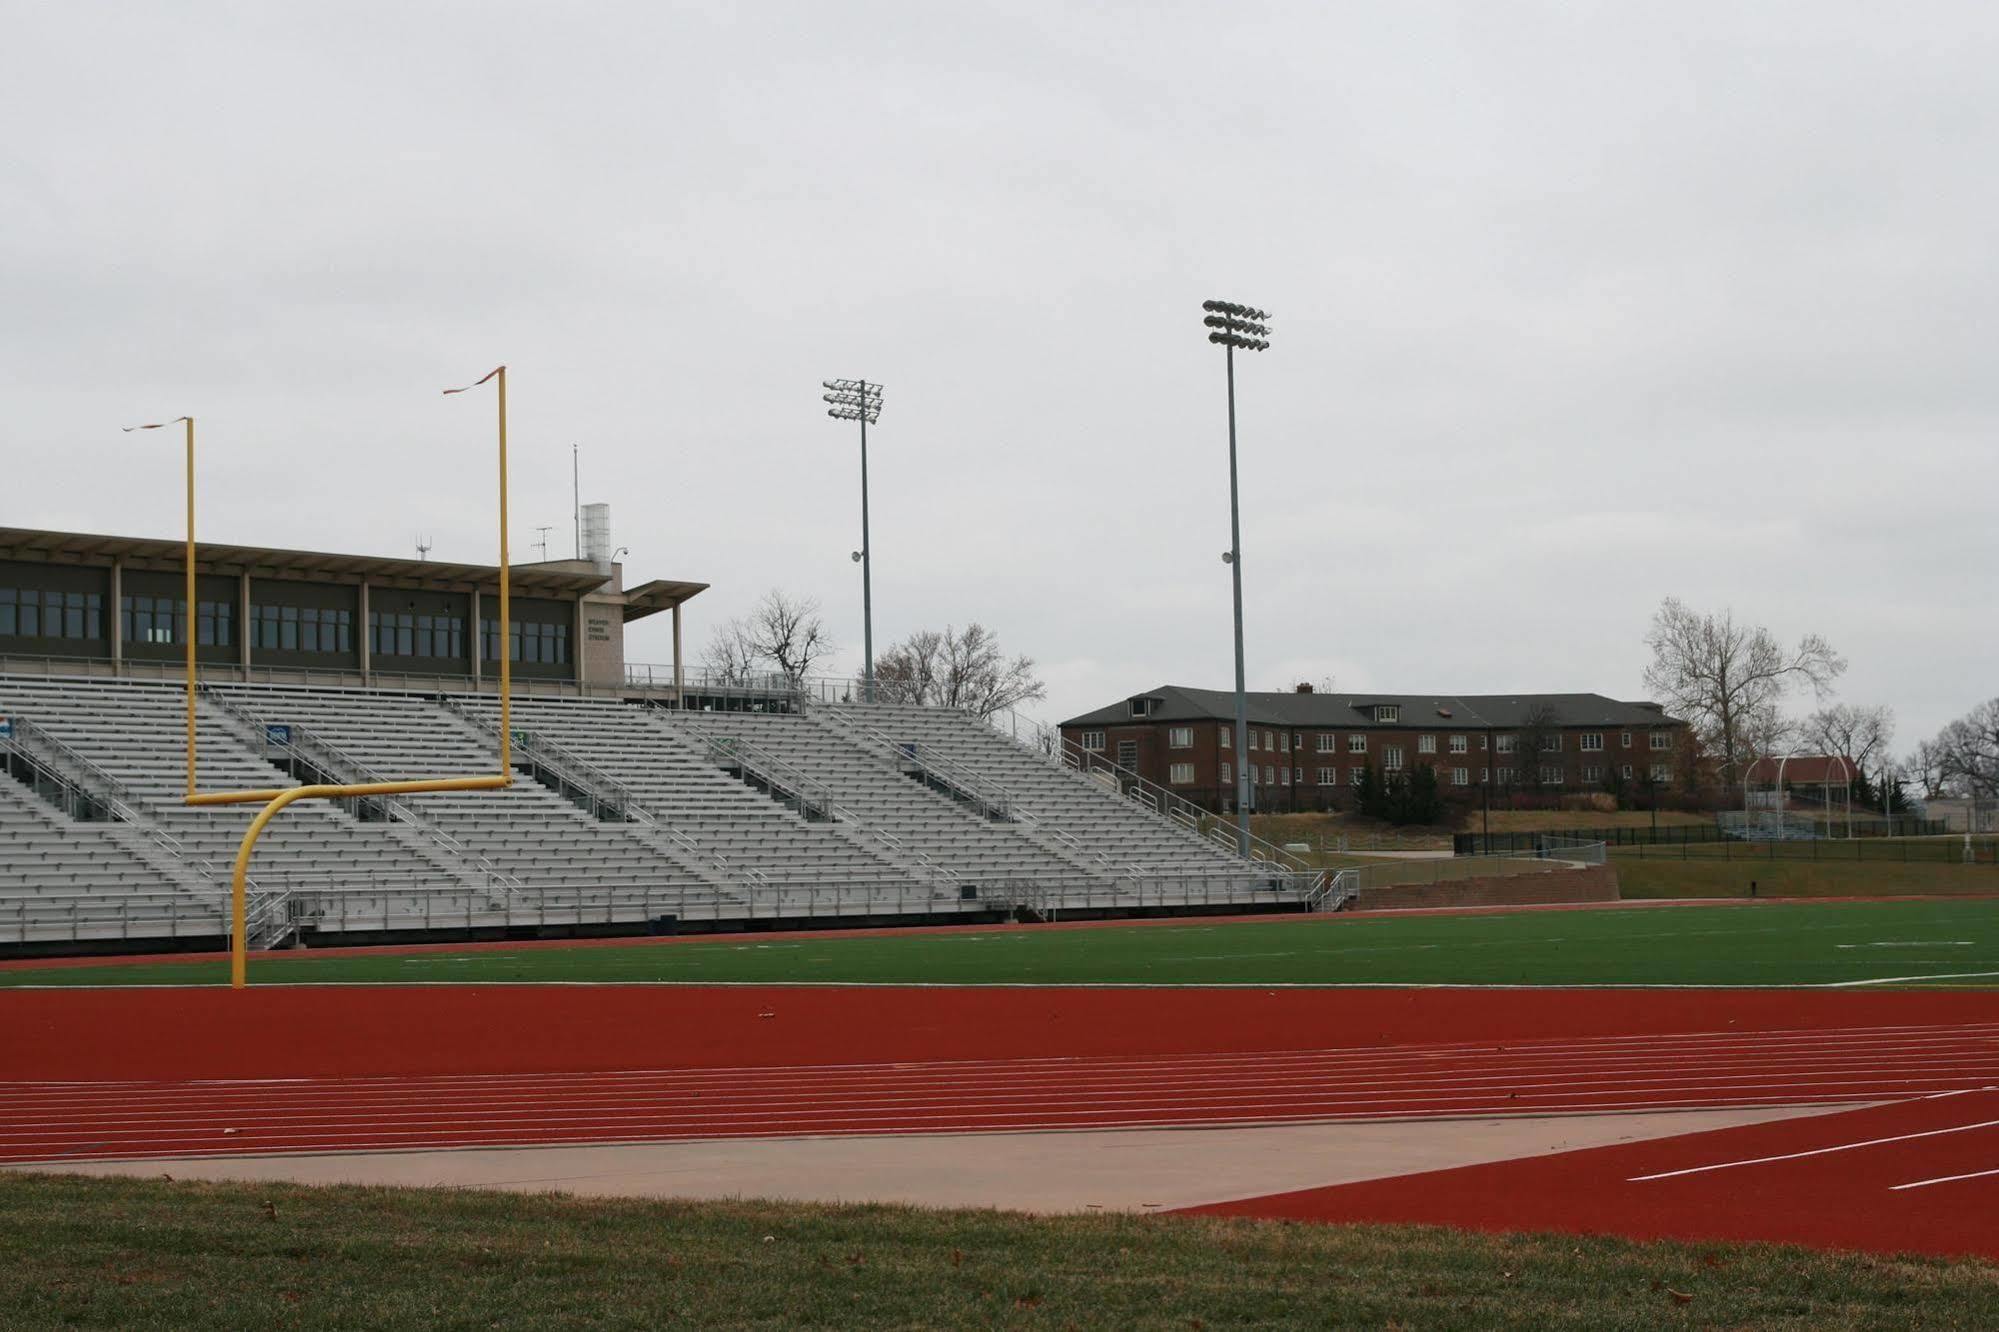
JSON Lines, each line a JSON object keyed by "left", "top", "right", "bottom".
{"left": 1060, "top": 685, "right": 1694, "bottom": 813}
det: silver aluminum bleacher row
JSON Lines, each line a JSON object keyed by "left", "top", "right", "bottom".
{"left": 0, "top": 673, "right": 1318, "bottom": 950}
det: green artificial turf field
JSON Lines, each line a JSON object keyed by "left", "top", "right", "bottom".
{"left": 6, "top": 899, "right": 1999, "bottom": 989}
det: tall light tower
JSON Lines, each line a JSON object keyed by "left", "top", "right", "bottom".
{"left": 1203, "top": 299, "right": 1271, "bottom": 855}
{"left": 823, "top": 378, "right": 884, "bottom": 703}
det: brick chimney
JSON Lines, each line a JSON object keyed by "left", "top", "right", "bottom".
{"left": 1295, "top": 682, "right": 1314, "bottom": 693}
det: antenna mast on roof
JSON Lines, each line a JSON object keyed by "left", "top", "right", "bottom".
{"left": 533, "top": 525, "right": 552, "bottom": 562}
{"left": 572, "top": 443, "right": 581, "bottom": 560}
{"left": 415, "top": 535, "right": 432, "bottom": 561}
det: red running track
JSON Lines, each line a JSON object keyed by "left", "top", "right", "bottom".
{"left": 1185, "top": 1088, "right": 1999, "bottom": 1261}
{"left": 4, "top": 1020, "right": 1999, "bottom": 1164}
{"left": 2, "top": 987, "right": 1998, "bottom": 1169}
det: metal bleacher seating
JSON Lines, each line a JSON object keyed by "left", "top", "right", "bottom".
{"left": 0, "top": 673, "right": 1304, "bottom": 951}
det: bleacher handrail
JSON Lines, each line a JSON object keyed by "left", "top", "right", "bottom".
{"left": 205, "top": 687, "right": 523, "bottom": 893}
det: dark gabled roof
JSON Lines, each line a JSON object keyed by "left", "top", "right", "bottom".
{"left": 1061, "top": 685, "right": 1683, "bottom": 731}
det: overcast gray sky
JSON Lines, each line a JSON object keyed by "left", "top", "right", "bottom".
{"left": 4, "top": 1, "right": 1993, "bottom": 745}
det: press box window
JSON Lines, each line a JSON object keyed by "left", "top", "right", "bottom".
{"left": 9, "top": 589, "right": 104, "bottom": 641}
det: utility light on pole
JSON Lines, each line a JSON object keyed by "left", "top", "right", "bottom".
{"left": 823, "top": 378, "right": 884, "bottom": 703}
{"left": 1202, "top": 299, "right": 1271, "bottom": 856}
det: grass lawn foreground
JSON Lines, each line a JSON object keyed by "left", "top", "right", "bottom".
{"left": 0, "top": 1172, "right": 1993, "bottom": 1330}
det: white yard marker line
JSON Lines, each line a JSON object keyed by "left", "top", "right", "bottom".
{"left": 1829, "top": 971, "right": 1999, "bottom": 987}
{"left": 1891, "top": 1165, "right": 1999, "bottom": 1190}
{"left": 1630, "top": 1117, "right": 1999, "bottom": 1181}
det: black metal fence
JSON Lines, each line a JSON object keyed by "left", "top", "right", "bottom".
{"left": 1454, "top": 817, "right": 1946, "bottom": 856}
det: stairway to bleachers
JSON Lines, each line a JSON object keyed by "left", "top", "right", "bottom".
{"left": 671, "top": 709, "right": 1101, "bottom": 885}
{"left": 0, "top": 765, "right": 212, "bottom": 942}
{"left": 824, "top": 702, "right": 1252, "bottom": 877}
{"left": 455, "top": 697, "right": 951, "bottom": 919}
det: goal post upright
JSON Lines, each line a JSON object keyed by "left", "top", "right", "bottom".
{"left": 173, "top": 367, "right": 514, "bottom": 989}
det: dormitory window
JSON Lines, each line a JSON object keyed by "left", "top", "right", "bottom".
{"left": 1168, "top": 763, "right": 1195, "bottom": 785}
{"left": 1249, "top": 731, "right": 1259, "bottom": 752}
{"left": 1263, "top": 765, "right": 1275, "bottom": 785}
{"left": 1496, "top": 734, "right": 1516, "bottom": 753}
{"left": 1452, "top": 767, "right": 1469, "bottom": 787}
{"left": 1650, "top": 731, "right": 1672, "bottom": 751}
{"left": 1383, "top": 746, "right": 1405, "bottom": 772}
{"left": 373, "top": 611, "right": 462, "bottom": 659}
{"left": 1621, "top": 731, "right": 1633, "bottom": 748}
{"left": 1621, "top": 764, "right": 1633, "bottom": 779}
{"left": 1449, "top": 734, "right": 1467, "bottom": 754}
{"left": 480, "top": 619, "right": 569, "bottom": 665}
{"left": 1540, "top": 734, "right": 1562, "bottom": 752}
{"left": 1540, "top": 766, "right": 1564, "bottom": 786}
{"left": 3, "top": 588, "right": 103, "bottom": 641}
{"left": 1580, "top": 732, "right": 1604, "bottom": 752}
{"left": 1347, "top": 734, "right": 1366, "bottom": 753}
{"left": 1168, "top": 726, "right": 1193, "bottom": 749}
{"left": 1583, "top": 765, "right": 1603, "bottom": 783}
{"left": 1081, "top": 731, "right": 1105, "bottom": 752}
{"left": 1650, "top": 763, "right": 1671, "bottom": 782}
{"left": 1417, "top": 735, "right": 1436, "bottom": 754}
{"left": 1219, "top": 762, "right": 1232, "bottom": 784}
{"left": 257, "top": 605, "right": 349, "bottom": 653}
{"left": 1374, "top": 705, "right": 1399, "bottom": 723}
{"left": 1218, "top": 726, "right": 1231, "bottom": 748}
{"left": 1317, "top": 766, "right": 1335, "bottom": 786}
{"left": 1315, "top": 733, "right": 1334, "bottom": 753}
{"left": 1497, "top": 767, "right": 1515, "bottom": 785}
{"left": 1349, "top": 769, "right": 1365, "bottom": 787}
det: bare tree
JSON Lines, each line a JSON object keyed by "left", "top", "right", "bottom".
{"left": 1906, "top": 737, "right": 1950, "bottom": 799}
{"left": 699, "top": 589, "right": 834, "bottom": 688}
{"left": 744, "top": 589, "right": 833, "bottom": 687}
{"left": 1802, "top": 703, "right": 1895, "bottom": 774}
{"left": 875, "top": 623, "right": 1045, "bottom": 719}
{"left": 1641, "top": 597, "right": 1846, "bottom": 785}
{"left": 875, "top": 629, "right": 945, "bottom": 705}
{"left": 1933, "top": 698, "right": 1999, "bottom": 798}
{"left": 1512, "top": 702, "right": 1560, "bottom": 793}
{"left": 698, "top": 618, "right": 757, "bottom": 685}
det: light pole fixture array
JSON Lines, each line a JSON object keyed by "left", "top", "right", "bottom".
{"left": 823, "top": 378, "right": 884, "bottom": 703}
{"left": 1202, "top": 299, "right": 1272, "bottom": 856}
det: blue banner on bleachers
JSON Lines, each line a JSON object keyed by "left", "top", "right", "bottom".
{"left": 0, "top": 716, "right": 11, "bottom": 739}
{"left": 265, "top": 724, "right": 292, "bottom": 746}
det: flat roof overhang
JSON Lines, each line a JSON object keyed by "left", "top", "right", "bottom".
{"left": 0, "top": 525, "right": 644, "bottom": 599}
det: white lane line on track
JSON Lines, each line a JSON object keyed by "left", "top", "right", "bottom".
{"left": 3, "top": 1078, "right": 1988, "bottom": 1143}
{"left": 1629, "top": 1117, "right": 1999, "bottom": 1182}
{"left": 7, "top": 1063, "right": 1997, "bottom": 1129}
{"left": 0, "top": 1092, "right": 1909, "bottom": 1162}
{"left": 7, "top": 1045, "right": 1994, "bottom": 1107}
{"left": 1890, "top": 1165, "right": 1999, "bottom": 1190}
{"left": 7, "top": 1019, "right": 1995, "bottom": 1092}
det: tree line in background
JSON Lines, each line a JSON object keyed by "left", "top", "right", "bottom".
{"left": 700, "top": 589, "right": 1045, "bottom": 719}
{"left": 1641, "top": 595, "right": 1993, "bottom": 808}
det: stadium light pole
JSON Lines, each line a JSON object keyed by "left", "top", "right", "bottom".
{"left": 1203, "top": 300, "right": 1271, "bottom": 856}
{"left": 823, "top": 379, "right": 883, "bottom": 703}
